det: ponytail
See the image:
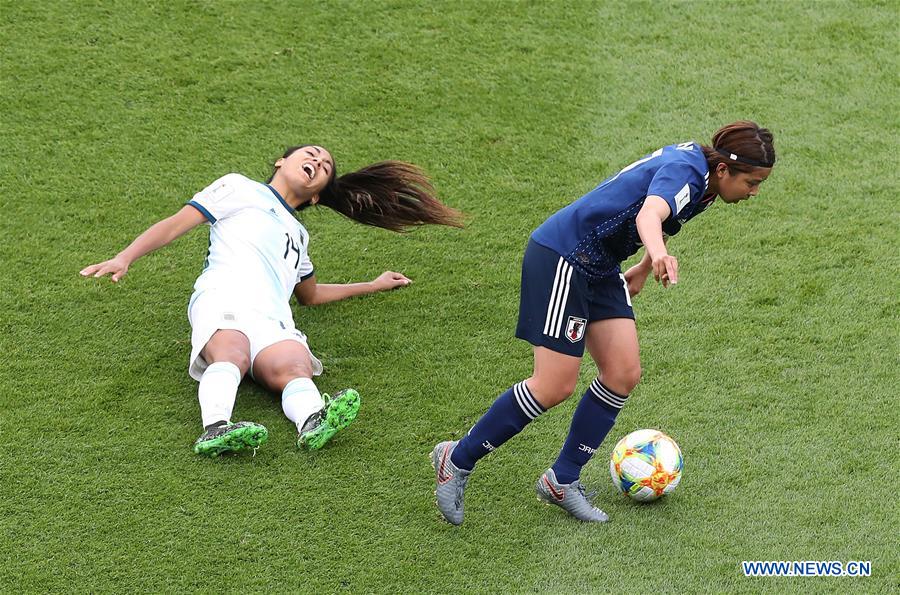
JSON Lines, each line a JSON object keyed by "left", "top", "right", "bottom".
{"left": 269, "top": 146, "right": 463, "bottom": 232}
{"left": 319, "top": 160, "right": 463, "bottom": 232}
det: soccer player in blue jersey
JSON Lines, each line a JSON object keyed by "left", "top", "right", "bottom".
{"left": 433, "top": 121, "right": 776, "bottom": 524}
{"left": 82, "top": 146, "right": 461, "bottom": 456}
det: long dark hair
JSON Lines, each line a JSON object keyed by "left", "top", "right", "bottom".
{"left": 269, "top": 146, "right": 463, "bottom": 232}
{"left": 701, "top": 121, "right": 776, "bottom": 174}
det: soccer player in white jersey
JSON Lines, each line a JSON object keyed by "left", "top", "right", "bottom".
{"left": 432, "top": 121, "right": 776, "bottom": 524}
{"left": 82, "top": 145, "right": 461, "bottom": 456}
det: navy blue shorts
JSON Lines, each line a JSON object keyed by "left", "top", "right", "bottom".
{"left": 515, "top": 239, "right": 634, "bottom": 357}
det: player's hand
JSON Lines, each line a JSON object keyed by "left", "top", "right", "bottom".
{"left": 80, "top": 256, "right": 131, "bottom": 282}
{"left": 371, "top": 271, "right": 411, "bottom": 292}
{"left": 624, "top": 263, "right": 650, "bottom": 297}
{"left": 651, "top": 254, "right": 678, "bottom": 288}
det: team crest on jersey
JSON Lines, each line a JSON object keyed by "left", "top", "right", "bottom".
{"left": 565, "top": 316, "right": 587, "bottom": 343}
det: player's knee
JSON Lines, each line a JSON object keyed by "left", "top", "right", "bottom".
{"left": 624, "top": 364, "right": 642, "bottom": 392}
{"left": 268, "top": 361, "right": 313, "bottom": 389}
{"left": 605, "top": 364, "right": 642, "bottom": 395}
{"left": 281, "top": 360, "right": 314, "bottom": 379}
{"left": 528, "top": 377, "right": 577, "bottom": 407}
{"left": 207, "top": 349, "right": 249, "bottom": 376}
{"left": 225, "top": 351, "right": 251, "bottom": 375}
{"left": 559, "top": 378, "right": 579, "bottom": 401}
{"left": 203, "top": 334, "right": 251, "bottom": 375}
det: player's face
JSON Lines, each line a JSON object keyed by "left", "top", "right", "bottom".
{"left": 716, "top": 165, "right": 772, "bottom": 203}
{"left": 275, "top": 145, "right": 334, "bottom": 200}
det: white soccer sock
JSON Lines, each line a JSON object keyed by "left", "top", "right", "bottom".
{"left": 197, "top": 361, "right": 242, "bottom": 428}
{"left": 282, "top": 377, "right": 325, "bottom": 433}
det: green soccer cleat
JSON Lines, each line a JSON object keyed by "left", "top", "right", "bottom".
{"left": 193, "top": 421, "right": 269, "bottom": 457}
{"left": 297, "top": 388, "right": 360, "bottom": 450}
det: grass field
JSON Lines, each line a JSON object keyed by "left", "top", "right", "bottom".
{"left": 2, "top": 0, "right": 898, "bottom": 592}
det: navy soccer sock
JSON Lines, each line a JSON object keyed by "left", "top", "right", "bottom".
{"left": 551, "top": 379, "right": 628, "bottom": 484}
{"left": 450, "top": 381, "right": 546, "bottom": 471}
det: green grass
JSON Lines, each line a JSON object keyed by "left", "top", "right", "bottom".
{"left": 2, "top": 0, "right": 897, "bottom": 592}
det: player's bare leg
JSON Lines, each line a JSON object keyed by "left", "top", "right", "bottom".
{"left": 254, "top": 340, "right": 359, "bottom": 450}
{"left": 193, "top": 330, "right": 268, "bottom": 456}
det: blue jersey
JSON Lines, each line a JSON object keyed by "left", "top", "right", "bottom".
{"left": 531, "top": 142, "right": 713, "bottom": 279}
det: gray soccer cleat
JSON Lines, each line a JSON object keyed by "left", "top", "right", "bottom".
{"left": 431, "top": 440, "right": 472, "bottom": 526}
{"left": 536, "top": 468, "right": 609, "bottom": 522}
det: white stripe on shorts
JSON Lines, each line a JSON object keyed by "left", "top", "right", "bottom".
{"left": 552, "top": 265, "right": 574, "bottom": 339}
{"left": 543, "top": 257, "right": 566, "bottom": 336}
{"left": 543, "top": 258, "right": 573, "bottom": 339}
{"left": 619, "top": 273, "right": 633, "bottom": 307}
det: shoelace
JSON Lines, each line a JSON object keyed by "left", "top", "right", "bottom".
{"left": 570, "top": 482, "right": 606, "bottom": 520}
{"left": 575, "top": 483, "right": 598, "bottom": 502}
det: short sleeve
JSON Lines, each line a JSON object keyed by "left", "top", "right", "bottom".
{"left": 297, "top": 253, "right": 314, "bottom": 282}
{"left": 647, "top": 163, "right": 702, "bottom": 217}
{"left": 296, "top": 228, "right": 314, "bottom": 282}
{"left": 187, "top": 174, "right": 252, "bottom": 224}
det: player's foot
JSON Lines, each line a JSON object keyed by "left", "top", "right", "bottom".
{"left": 431, "top": 440, "right": 471, "bottom": 526}
{"left": 536, "top": 468, "right": 609, "bottom": 522}
{"left": 193, "top": 421, "right": 268, "bottom": 457}
{"left": 297, "top": 388, "right": 360, "bottom": 450}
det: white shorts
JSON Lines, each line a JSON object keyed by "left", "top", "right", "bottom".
{"left": 187, "top": 290, "right": 323, "bottom": 382}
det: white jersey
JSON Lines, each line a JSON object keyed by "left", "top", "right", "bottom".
{"left": 187, "top": 173, "right": 313, "bottom": 324}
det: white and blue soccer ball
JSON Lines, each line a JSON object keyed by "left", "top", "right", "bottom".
{"left": 609, "top": 429, "right": 683, "bottom": 502}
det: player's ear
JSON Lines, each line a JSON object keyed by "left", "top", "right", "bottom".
{"left": 274, "top": 157, "right": 285, "bottom": 168}
{"left": 310, "top": 193, "right": 320, "bottom": 205}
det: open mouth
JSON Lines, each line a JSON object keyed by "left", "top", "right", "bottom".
{"left": 302, "top": 163, "right": 316, "bottom": 181}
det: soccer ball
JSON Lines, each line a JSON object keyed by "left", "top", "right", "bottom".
{"left": 609, "top": 429, "right": 683, "bottom": 502}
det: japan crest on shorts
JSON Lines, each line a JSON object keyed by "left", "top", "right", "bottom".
{"left": 565, "top": 316, "right": 587, "bottom": 343}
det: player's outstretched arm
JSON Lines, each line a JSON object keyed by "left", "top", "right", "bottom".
{"left": 80, "top": 205, "right": 207, "bottom": 282}
{"left": 293, "top": 271, "right": 411, "bottom": 306}
{"left": 636, "top": 196, "right": 678, "bottom": 287}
